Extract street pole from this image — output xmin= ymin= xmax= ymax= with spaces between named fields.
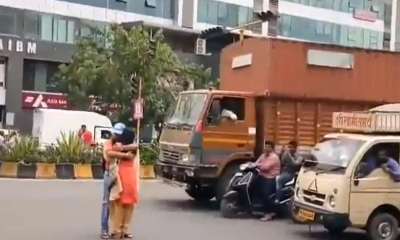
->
xmin=135 ymin=76 xmax=143 ymax=144
xmin=134 ymin=75 xmax=143 ymax=193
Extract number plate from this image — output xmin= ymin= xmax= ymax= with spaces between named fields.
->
xmin=298 ymin=209 xmax=315 ymax=221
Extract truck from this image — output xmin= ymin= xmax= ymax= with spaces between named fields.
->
xmin=154 ymin=37 xmax=400 ymax=203
xmin=32 ymin=109 xmax=112 ymax=146
xmin=293 ymin=104 xmax=400 ymax=240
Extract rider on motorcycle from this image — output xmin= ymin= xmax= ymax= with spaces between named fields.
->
xmin=275 ymin=140 xmax=303 ymax=203
xmin=255 ymin=140 xmax=281 ymax=221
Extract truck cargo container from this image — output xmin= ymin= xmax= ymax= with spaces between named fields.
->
xmin=220 ymin=38 xmax=400 ymax=103
xmin=155 ymin=38 xmax=388 ymax=203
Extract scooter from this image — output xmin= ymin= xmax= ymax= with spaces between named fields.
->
xmin=220 ymin=162 xmax=295 ymax=219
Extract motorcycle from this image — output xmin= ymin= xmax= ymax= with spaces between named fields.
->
xmin=220 ymin=162 xmax=295 ymax=218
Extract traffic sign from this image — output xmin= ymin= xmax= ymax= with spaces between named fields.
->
xmin=133 ymin=99 xmax=143 ymax=119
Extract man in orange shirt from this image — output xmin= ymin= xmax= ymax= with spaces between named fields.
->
xmin=79 ymin=124 xmax=93 ymax=146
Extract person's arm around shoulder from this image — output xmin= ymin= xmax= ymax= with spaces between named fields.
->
xmin=104 ymin=141 xmax=132 ymax=159
xmin=119 ymin=143 xmax=138 ymax=152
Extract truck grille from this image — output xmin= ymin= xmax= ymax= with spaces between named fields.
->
xmin=161 ymin=149 xmax=180 ymax=162
xmin=302 ymin=190 xmax=325 ymax=207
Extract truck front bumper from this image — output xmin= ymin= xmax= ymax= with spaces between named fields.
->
xmin=154 ymin=161 xmax=218 ymax=187
xmin=293 ymin=201 xmax=351 ymax=228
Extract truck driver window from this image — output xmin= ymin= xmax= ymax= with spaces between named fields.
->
xmin=220 ymin=97 xmax=244 ymax=120
xmin=356 ymin=142 xmax=400 ymax=179
xmin=207 ymin=97 xmax=245 ymax=126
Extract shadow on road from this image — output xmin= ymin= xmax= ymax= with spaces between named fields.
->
xmin=292 ymin=229 xmax=366 ymax=240
xmin=151 ymin=198 xmax=219 ymax=212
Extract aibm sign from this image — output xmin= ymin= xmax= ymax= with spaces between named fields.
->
xmin=0 ymin=38 xmax=36 ymax=54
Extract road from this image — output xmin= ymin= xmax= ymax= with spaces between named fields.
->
xmin=0 ymin=179 xmax=366 ymax=240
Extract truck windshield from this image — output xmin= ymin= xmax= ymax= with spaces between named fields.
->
xmin=310 ymin=137 xmax=365 ymax=170
xmin=165 ymin=93 xmax=207 ymax=127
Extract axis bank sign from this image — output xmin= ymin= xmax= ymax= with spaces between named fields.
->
xmin=21 ymin=91 xmax=121 ymax=109
xmin=22 ymin=91 xmax=67 ymax=109
xmin=0 ymin=39 xmax=36 ymax=54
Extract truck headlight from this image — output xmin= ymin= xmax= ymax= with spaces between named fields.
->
xmin=181 ymin=154 xmax=195 ymax=162
xmin=328 ymin=195 xmax=336 ymax=207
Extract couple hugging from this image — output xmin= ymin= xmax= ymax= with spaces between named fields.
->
xmin=101 ymin=123 xmax=139 ymax=239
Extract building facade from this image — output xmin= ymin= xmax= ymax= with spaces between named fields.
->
xmin=0 ymin=0 xmax=398 ymax=132
xmin=0 ymin=0 xmax=233 ymax=133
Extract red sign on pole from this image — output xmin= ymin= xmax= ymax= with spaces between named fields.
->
xmin=133 ymin=99 xmax=143 ymax=119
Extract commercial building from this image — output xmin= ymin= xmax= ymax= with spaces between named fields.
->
xmin=0 ymin=0 xmax=258 ymax=132
xmin=0 ymin=0 xmax=397 ymax=132
xmin=283 ymin=0 xmax=391 ymax=50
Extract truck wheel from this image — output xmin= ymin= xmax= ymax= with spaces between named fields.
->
xmin=185 ymin=186 xmax=215 ymax=201
xmin=366 ymin=212 xmax=399 ymax=240
xmin=216 ymin=164 xmax=240 ymax=203
xmin=323 ymin=224 xmax=347 ymax=235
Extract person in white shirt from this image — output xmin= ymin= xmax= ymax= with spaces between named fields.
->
xmin=221 ymin=109 xmax=237 ymax=120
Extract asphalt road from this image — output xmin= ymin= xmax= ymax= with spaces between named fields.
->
xmin=0 ymin=179 xmax=367 ymax=240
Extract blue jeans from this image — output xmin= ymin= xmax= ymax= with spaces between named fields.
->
xmin=101 ymin=172 xmax=112 ymax=232
xmin=275 ymin=172 xmax=292 ymax=201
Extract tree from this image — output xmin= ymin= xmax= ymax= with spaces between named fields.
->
xmin=56 ymin=24 xmax=213 ymax=123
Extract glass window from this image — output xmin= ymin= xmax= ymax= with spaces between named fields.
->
xmin=332 ymin=0 xmax=341 ymax=11
xmin=228 ymin=4 xmax=240 ymax=26
xmin=40 ymin=14 xmax=53 ymax=41
xmin=52 ymin=18 xmax=59 ymax=42
xmin=384 ymin=3 xmax=392 ymax=23
xmin=197 ymin=0 xmax=208 ymax=23
xmin=23 ymin=11 xmax=40 ymax=39
xmin=0 ymin=12 xmax=16 ymax=35
xmin=279 ymin=14 xmax=384 ymax=49
xmin=300 ymin=0 xmax=309 ymax=5
xmin=145 ymin=0 xmax=156 ymax=8
xmin=56 ymin=18 xmax=68 ymax=43
xmin=67 ymin=20 xmax=75 ymax=43
xmin=46 ymin=62 xmax=61 ymax=93
xmin=207 ymin=0 xmax=218 ymax=25
xmin=309 ymin=0 xmax=318 ymax=7
xmin=237 ymin=6 xmax=249 ymax=25
xmin=127 ymin=0 xmax=173 ymax=19
xmin=196 ymin=0 xmax=252 ymax=27
xmin=22 ymin=60 xmax=36 ymax=91
xmin=316 ymin=21 xmax=324 ymax=35
xmin=218 ymin=2 xmax=228 ymax=20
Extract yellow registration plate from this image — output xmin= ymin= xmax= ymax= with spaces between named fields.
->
xmin=298 ymin=209 xmax=315 ymax=221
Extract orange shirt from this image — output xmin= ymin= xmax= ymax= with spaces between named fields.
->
xmin=81 ymin=131 xmax=93 ymax=145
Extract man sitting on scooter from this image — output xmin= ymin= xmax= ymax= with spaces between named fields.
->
xmin=275 ymin=140 xmax=303 ymax=203
xmin=255 ymin=140 xmax=281 ymax=221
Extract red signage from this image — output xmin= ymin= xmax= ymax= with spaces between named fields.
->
xmin=353 ymin=10 xmax=378 ymax=22
xmin=133 ymin=99 xmax=143 ymax=119
xmin=22 ymin=91 xmax=67 ymax=109
xmin=22 ymin=91 xmax=121 ymax=110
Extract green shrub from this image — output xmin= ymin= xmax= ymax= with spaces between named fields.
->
xmin=50 ymin=131 xmax=100 ymax=164
xmin=140 ymin=142 xmax=158 ymax=165
xmin=1 ymin=136 xmax=41 ymax=163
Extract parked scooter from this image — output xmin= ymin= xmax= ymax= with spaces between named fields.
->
xmin=220 ymin=162 xmax=295 ymax=218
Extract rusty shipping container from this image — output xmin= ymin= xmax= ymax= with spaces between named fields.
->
xmin=261 ymin=96 xmax=379 ymax=150
xmin=220 ymin=38 xmax=400 ymax=103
